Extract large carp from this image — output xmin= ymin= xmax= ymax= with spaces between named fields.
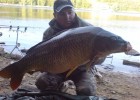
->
xmin=0 ymin=26 xmax=132 ymax=90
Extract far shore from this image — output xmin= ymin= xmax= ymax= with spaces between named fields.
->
xmin=1 ymin=3 xmax=140 ymax=15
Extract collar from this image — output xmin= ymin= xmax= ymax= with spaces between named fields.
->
xmin=49 ymin=15 xmax=79 ymax=31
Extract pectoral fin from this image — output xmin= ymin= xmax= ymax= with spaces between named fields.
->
xmin=85 ymin=57 xmax=99 ymax=71
xmin=85 ymin=61 xmax=93 ymax=71
xmin=66 ymin=66 xmax=78 ymax=78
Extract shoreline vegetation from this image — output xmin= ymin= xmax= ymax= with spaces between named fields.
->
xmin=0 ymin=0 xmax=140 ymax=13
xmin=1 ymin=3 xmax=140 ymax=16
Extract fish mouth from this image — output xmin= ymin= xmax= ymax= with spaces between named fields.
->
xmin=125 ymin=48 xmax=140 ymax=56
xmin=122 ymin=42 xmax=140 ymax=56
xmin=111 ymin=41 xmax=139 ymax=56
xmin=124 ymin=42 xmax=132 ymax=52
xmin=110 ymin=41 xmax=132 ymax=54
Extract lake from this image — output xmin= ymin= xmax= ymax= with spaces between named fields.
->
xmin=0 ymin=4 xmax=140 ymax=74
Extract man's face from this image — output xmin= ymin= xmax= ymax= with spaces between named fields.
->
xmin=54 ymin=7 xmax=76 ymax=29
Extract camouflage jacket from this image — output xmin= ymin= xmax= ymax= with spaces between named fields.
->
xmin=42 ymin=15 xmax=92 ymax=41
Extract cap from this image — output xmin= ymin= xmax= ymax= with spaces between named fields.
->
xmin=54 ymin=0 xmax=74 ymax=12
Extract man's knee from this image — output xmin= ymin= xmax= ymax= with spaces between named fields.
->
xmin=68 ymin=67 xmax=97 ymax=96
xmin=35 ymin=72 xmax=64 ymax=91
xmin=76 ymin=84 xmax=96 ymax=96
xmin=75 ymin=75 xmax=97 ymax=96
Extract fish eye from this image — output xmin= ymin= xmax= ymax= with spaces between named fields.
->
xmin=117 ymin=36 xmax=123 ymax=40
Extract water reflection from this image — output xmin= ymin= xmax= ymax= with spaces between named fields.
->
xmin=1 ymin=5 xmax=140 ymax=20
xmin=0 ymin=5 xmax=53 ymax=19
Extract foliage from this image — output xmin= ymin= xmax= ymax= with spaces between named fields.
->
xmin=0 ymin=0 xmax=92 ymax=8
xmin=97 ymin=0 xmax=140 ymax=12
xmin=0 ymin=0 xmax=140 ymax=12
xmin=72 ymin=0 xmax=92 ymax=8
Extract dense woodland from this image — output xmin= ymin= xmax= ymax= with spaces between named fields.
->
xmin=0 ymin=0 xmax=140 ymax=12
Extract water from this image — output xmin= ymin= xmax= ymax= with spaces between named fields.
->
xmin=0 ymin=18 xmax=49 ymax=51
xmin=0 ymin=5 xmax=140 ymax=75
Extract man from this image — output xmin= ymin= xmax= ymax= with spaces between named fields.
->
xmin=35 ymin=0 xmax=105 ymax=96
xmin=42 ymin=0 xmax=92 ymax=41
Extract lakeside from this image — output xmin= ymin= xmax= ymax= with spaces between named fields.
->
xmin=1 ymin=3 xmax=140 ymax=15
xmin=0 ymin=52 xmax=140 ymax=100
xmin=0 ymin=2 xmax=140 ymax=100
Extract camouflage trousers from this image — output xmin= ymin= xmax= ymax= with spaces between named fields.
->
xmin=35 ymin=65 xmax=97 ymax=96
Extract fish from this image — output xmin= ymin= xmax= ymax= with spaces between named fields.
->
xmin=0 ymin=26 xmax=132 ymax=90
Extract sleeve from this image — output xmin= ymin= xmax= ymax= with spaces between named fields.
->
xmin=42 ymin=27 xmax=55 ymax=41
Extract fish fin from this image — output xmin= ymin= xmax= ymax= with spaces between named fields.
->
xmin=66 ymin=66 xmax=78 ymax=78
xmin=85 ymin=61 xmax=93 ymax=71
xmin=85 ymin=57 xmax=99 ymax=71
xmin=0 ymin=65 xmax=13 ymax=78
xmin=0 ymin=63 xmax=24 ymax=90
xmin=10 ymin=74 xmax=24 ymax=90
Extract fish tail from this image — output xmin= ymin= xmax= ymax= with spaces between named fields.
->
xmin=0 ymin=64 xmax=13 ymax=78
xmin=0 ymin=63 xmax=24 ymax=90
